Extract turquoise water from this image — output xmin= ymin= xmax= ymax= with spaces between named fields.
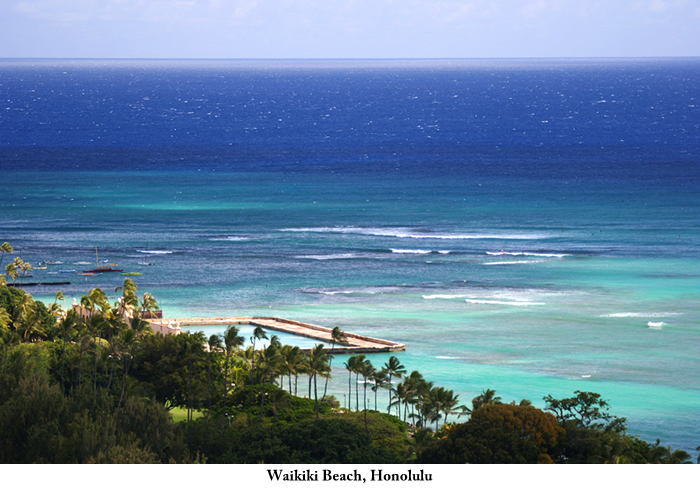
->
xmin=2 ymin=59 xmax=699 ymax=455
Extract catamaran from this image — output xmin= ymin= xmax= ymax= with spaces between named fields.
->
xmin=82 ymin=247 xmax=123 ymax=273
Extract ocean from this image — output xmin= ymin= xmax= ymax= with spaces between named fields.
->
xmin=1 ymin=58 xmax=699 ymax=455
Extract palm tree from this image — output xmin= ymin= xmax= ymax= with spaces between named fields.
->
xmin=207 ymin=334 xmax=222 ymax=411
xmin=0 ymin=306 xmax=11 ymax=334
xmin=383 ymin=356 xmax=406 ymax=414
xmin=0 ymin=242 xmax=13 ymax=269
xmin=322 ymin=326 xmax=347 ymax=400
xmin=306 ymin=344 xmax=331 ymax=419
xmin=404 ymin=370 xmax=427 ymax=425
xmin=371 ymin=369 xmax=388 ymax=411
xmin=256 ymin=342 xmax=282 ymax=415
xmin=48 ymin=291 xmax=65 ymax=318
xmin=348 ymin=354 xmax=366 ymax=411
xmin=15 ymin=294 xmax=46 ymax=341
xmin=390 ymin=382 xmax=409 ymax=421
xmin=281 ymin=345 xmax=304 ymax=394
xmin=86 ymin=313 xmax=108 ymax=389
xmin=57 ymin=309 xmax=79 ymax=389
xmin=117 ymin=328 xmax=136 ymax=408
xmin=114 ymin=277 xmax=138 ymax=319
xmin=358 ymin=359 xmax=376 ymax=431
xmin=343 ymin=357 xmax=356 ymax=410
xmin=5 ymin=263 xmax=18 ymax=285
xmin=222 ymin=325 xmax=244 ymax=419
xmin=18 ymin=260 xmax=32 ymax=286
xmin=656 ymin=445 xmax=693 ymax=464
xmin=138 ymin=292 xmax=160 ymax=320
xmin=0 ymin=330 xmax=20 ymax=375
xmin=471 ymin=388 xmax=502 ymax=411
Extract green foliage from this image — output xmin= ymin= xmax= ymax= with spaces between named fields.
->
xmin=418 ymin=403 xmax=563 ymax=464
xmin=218 ymin=418 xmax=401 ymax=464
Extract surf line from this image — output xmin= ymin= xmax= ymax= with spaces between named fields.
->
xmin=148 ymin=316 xmax=406 ymax=354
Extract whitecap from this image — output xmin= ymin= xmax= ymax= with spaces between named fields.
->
xmin=422 ymin=294 xmax=468 ymax=300
xmin=391 ymin=249 xmax=431 ymax=254
xmin=648 ymin=322 xmax=665 ymax=329
xmin=601 ymin=312 xmax=682 ymax=318
xmin=436 ymin=356 xmax=461 ymax=359
xmin=208 ymin=236 xmax=250 ymax=242
xmin=465 ymin=299 xmax=545 ymax=306
xmin=137 ymin=249 xmax=173 ymax=254
xmin=297 ymin=254 xmax=359 ymax=260
xmin=281 ymin=226 xmax=552 ymax=240
xmin=483 ymin=260 xmax=548 ymax=265
xmin=487 ymin=251 xmax=568 ymax=258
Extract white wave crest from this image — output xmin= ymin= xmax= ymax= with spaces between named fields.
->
xmin=601 ymin=312 xmax=682 ymax=318
xmin=137 ymin=249 xmax=173 ymax=254
xmin=648 ymin=322 xmax=665 ymax=329
xmin=465 ymin=299 xmax=545 ymax=306
xmin=422 ymin=294 xmax=469 ymax=300
xmin=391 ymin=249 xmax=431 ymax=254
xmin=436 ymin=356 xmax=461 ymax=359
xmin=281 ymin=226 xmax=552 ymax=240
xmin=208 ymin=236 xmax=250 ymax=242
xmin=297 ymin=254 xmax=359 ymax=260
xmin=486 ymin=251 xmax=568 ymax=257
xmin=484 ymin=260 xmax=548 ymax=265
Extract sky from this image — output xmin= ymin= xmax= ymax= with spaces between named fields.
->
xmin=1 ymin=0 xmax=699 ymax=59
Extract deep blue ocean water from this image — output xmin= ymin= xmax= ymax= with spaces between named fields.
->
xmin=1 ymin=58 xmax=699 ymax=455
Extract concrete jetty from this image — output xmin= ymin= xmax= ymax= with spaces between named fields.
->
xmin=148 ymin=316 xmax=406 ymax=354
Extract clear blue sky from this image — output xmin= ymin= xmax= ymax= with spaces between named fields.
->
xmin=1 ymin=0 xmax=699 ymax=59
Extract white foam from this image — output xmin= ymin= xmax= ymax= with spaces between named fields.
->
xmin=137 ymin=250 xmax=173 ymax=254
xmin=436 ymin=356 xmax=461 ymax=359
xmin=422 ymin=294 xmax=469 ymax=300
xmin=601 ymin=312 xmax=682 ymax=318
xmin=297 ymin=254 xmax=359 ymax=260
xmin=648 ymin=322 xmax=665 ymax=329
xmin=487 ymin=251 xmax=568 ymax=257
xmin=391 ymin=249 xmax=431 ymax=254
xmin=282 ymin=226 xmax=552 ymax=240
xmin=484 ymin=260 xmax=548 ymax=265
xmin=465 ymin=299 xmax=545 ymax=306
xmin=208 ymin=236 xmax=250 ymax=242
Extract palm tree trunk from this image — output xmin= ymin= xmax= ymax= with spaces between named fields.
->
xmin=387 ymin=375 xmax=392 ymax=413
xmin=223 ymin=354 xmax=229 ymax=415
xmin=314 ymin=372 xmax=319 ymax=419
xmin=118 ymin=357 xmax=131 ymax=409
xmin=207 ymin=357 xmax=212 ymax=411
xmin=322 ymin=341 xmax=334 ymax=400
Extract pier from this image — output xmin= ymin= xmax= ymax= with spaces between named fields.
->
xmin=148 ymin=316 xmax=406 ymax=354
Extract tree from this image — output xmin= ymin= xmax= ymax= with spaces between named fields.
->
xmin=249 ymin=325 xmax=268 ymax=378
xmin=543 ymin=391 xmax=626 ymax=431
xmin=0 ymin=242 xmax=13 ymax=269
xmin=5 ymin=263 xmax=18 ymax=285
xmin=322 ymin=326 xmax=347 ymax=400
xmin=418 ymin=404 xmax=564 ymax=464
xmin=371 ymin=369 xmax=388 ymax=411
xmin=206 ymin=334 xmax=222 ymax=411
xmin=347 ymin=354 xmax=366 ymax=411
xmin=306 ymin=344 xmax=330 ymax=419
xmin=358 ymin=359 xmax=376 ymax=431
xmin=382 ymin=356 xmax=406 ymax=414
xmin=222 ymin=325 xmax=244 ymax=419
xmin=471 ymin=388 xmax=502 ymax=412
